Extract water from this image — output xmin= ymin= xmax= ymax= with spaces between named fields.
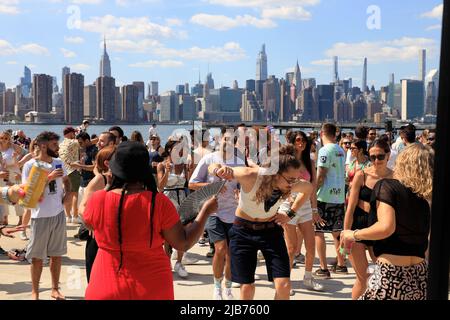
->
xmin=0 ymin=124 xmax=194 ymax=143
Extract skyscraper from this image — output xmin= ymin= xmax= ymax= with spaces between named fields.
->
xmin=175 ymin=85 xmax=185 ymax=95
xmin=20 ymin=66 xmax=32 ymax=98
xmin=333 ymin=56 xmax=339 ymax=82
xmin=0 ymin=82 xmax=5 ymax=94
xmin=419 ymin=49 xmax=426 ymax=84
xmin=179 ymin=94 xmax=196 ymax=121
xmin=148 ymin=81 xmax=159 ymax=97
xmin=122 ymin=85 xmax=139 ymax=123
xmin=317 ymin=84 xmax=334 ymax=120
xmin=362 ymin=58 xmax=368 ymax=92
xmin=245 ymin=79 xmax=256 ymax=92
xmin=263 ymin=76 xmax=280 ymax=121
xmin=256 ymin=44 xmax=268 ymax=81
xmin=401 ymin=79 xmax=425 ymax=121
xmin=64 ymin=73 xmax=84 ymax=124
xmin=61 ymin=66 xmax=70 ymax=94
xmin=132 ymin=81 xmax=145 ymax=121
xmin=99 ymin=37 xmax=112 ymax=77
xmin=388 ymin=73 xmax=395 ymax=108
xmin=425 ymin=81 xmax=437 ymax=115
xmin=96 ymin=76 xmax=116 ymax=122
xmin=293 ymin=60 xmax=302 ymax=96
xmin=84 ymin=85 xmax=96 ymax=118
xmin=32 ymin=74 xmax=53 ymax=113
xmin=206 ymin=73 xmax=215 ymax=90
xmin=2 ymin=89 xmax=15 ymax=114
xmin=160 ymin=91 xmax=178 ymax=122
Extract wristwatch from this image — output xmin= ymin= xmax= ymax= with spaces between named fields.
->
xmin=286 ymin=208 xmax=296 ymax=219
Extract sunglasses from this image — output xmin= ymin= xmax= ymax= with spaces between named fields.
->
xmin=427 ymin=137 xmax=435 ymax=141
xmin=295 ymin=137 xmax=307 ymax=143
xmin=279 ymin=174 xmax=300 ymax=186
xmin=369 ymin=154 xmax=386 ymax=161
xmin=343 ymin=142 xmax=351 ymax=146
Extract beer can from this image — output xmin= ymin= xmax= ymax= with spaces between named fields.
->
xmin=19 ymin=161 xmax=53 ymax=209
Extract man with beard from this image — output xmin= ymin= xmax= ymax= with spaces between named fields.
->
xmin=22 ymin=131 xmax=70 ymax=300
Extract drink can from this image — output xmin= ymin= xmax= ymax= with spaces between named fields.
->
xmin=19 ymin=161 xmax=53 ymax=209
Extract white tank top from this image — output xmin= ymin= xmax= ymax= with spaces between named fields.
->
xmin=238 ymin=168 xmax=285 ymax=219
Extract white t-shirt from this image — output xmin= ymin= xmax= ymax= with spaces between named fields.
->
xmin=22 ymin=158 xmax=67 ymax=219
xmin=189 ymin=151 xmax=244 ymax=224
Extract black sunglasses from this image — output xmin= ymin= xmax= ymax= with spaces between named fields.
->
xmin=343 ymin=142 xmax=351 ymax=145
xmin=370 ymin=154 xmax=386 ymax=161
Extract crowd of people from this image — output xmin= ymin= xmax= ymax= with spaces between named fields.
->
xmin=0 ymin=121 xmax=435 ymax=300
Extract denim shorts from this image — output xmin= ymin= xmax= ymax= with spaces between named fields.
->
xmin=205 ymin=215 xmax=233 ymax=244
xmin=229 ymin=217 xmax=290 ymax=284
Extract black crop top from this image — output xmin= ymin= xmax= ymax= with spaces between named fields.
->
xmin=370 ymin=179 xmax=430 ymax=258
xmin=359 ymin=171 xmax=373 ymax=203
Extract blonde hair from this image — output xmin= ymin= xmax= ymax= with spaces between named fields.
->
xmin=393 ymin=143 xmax=434 ymax=201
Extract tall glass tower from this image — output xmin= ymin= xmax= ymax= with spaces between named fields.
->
xmin=256 ymin=44 xmax=268 ymax=81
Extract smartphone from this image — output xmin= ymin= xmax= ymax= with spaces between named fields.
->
xmin=55 ymin=164 xmax=62 ymax=170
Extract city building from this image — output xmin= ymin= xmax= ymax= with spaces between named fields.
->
xmin=0 ymin=82 xmax=5 ymax=94
xmin=401 ymin=79 xmax=425 ymax=121
xmin=32 ymin=74 xmax=53 ymax=113
xmin=160 ymin=91 xmax=178 ymax=122
xmin=133 ymin=81 xmax=145 ymax=121
xmin=299 ymin=86 xmax=319 ymax=121
xmin=175 ymin=85 xmax=185 ymax=95
xmin=333 ymin=56 xmax=339 ymax=82
xmin=148 ymin=81 xmax=159 ymax=97
xmin=20 ymin=66 xmax=32 ymax=98
xmin=350 ymin=95 xmax=367 ymax=121
xmin=302 ymin=78 xmax=316 ymax=90
xmin=388 ymin=73 xmax=395 ymax=108
xmin=122 ymin=84 xmax=139 ymax=123
xmin=179 ymin=94 xmax=196 ymax=121
xmin=256 ymin=44 xmax=268 ymax=81
xmin=246 ymin=80 xmax=256 ymax=93
xmin=317 ymin=84 xmax=334 ymax=121
xmin=293 ymin=60 xmax=302 ymax=96
xmin=99 ymin=37 xmax=112 ymax=77
xmin=425 ymin=81 xmax=438 ymax=116
xmin=206 ymin=73 xmax=215 ymax=90
xmin=419 ymin=49 xmax=426 ymax=84
xmin=64 ymin=73 xmax=84 ymax=124
xmin=2 ymin=89 xmax=15 ymax=114
xmin=241 ymin=90 xmax=262 ymax=122
xmin=362 ymin=58 xmax=368 ymax=92
xmin=263 ymin=76 xmax=280 ymax=121
xmin=84 ymin=85 xmax=96 ymax=118
xmin=61 ymin=66 xmax=70 ymax=95
xmin=334 ymin=95 xmax=351 ymax=122
xmin=96 ymin=76 xmax=116 ymax=122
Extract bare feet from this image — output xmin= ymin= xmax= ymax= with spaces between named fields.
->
xmin=31 ymin=292 xmax=39 ymax=300
xmin=51 ymin=288 xmax=65 ymax=300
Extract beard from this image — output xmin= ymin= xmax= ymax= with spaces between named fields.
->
xmin=47 ymin=148 xmax=59 ymax=158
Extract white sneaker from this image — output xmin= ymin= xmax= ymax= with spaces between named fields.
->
xmin=174 ymin=262 xmax=188 ymax=278
xmin=304 ymin=277 xmax=324 ymax=291
xmin=171 ymin=249 xmax=178 ymax=260
xmin=223 ymin=288 xmax=234 ymax=300
xmin=290 ymin=289 xmax=295 ymax=296
xmin=231 ymin=282 xmax=241 ymax=288
xmin=20 ymin=231 xmax=28 ymax=241
xmin=182 ymin=253 xmax=199 ymax=265
xmin=213 ymin=288 xmax=223 ymax=300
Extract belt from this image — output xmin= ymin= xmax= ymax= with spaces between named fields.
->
xmin=233 ymin=219 xmax=277 ymax=231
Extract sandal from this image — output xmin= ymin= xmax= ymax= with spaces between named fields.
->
xmin=51 ymin=287 xmax=66 ymax=300
xmin=8 ymin=249 xmax=26 ymax=261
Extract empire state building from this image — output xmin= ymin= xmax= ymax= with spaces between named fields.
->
xmin=99 ymin=37 xmax=111 ymax=77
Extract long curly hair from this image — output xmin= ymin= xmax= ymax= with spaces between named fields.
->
xmin=393 ymin=143 xmax=434 ymax=201
xmin=254 ymin=144 xmax=300 ymax=204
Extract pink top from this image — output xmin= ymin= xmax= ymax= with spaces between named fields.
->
xmin=298 ymin=169 xmax=311 ymax=182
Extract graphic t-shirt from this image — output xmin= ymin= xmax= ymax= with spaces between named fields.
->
xmin=317 ymin=143 xmax=346 ymax=204
xmin=22 ymin=158 xmax=67 ymax=219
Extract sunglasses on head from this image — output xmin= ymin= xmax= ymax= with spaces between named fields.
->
xmin=370 ymin=154 xmax=386 ymax=161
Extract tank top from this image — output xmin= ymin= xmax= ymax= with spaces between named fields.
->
xmin=163 ymin=165 xmax=187 ymax=208
xmin=238 ymin=168 xmax=286 ymax=219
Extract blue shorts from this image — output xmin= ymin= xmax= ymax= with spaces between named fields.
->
xmin=229 ymin=217 xmax=290 ymax=284
xmin=205 ymin=215 xmax=233 ymax=244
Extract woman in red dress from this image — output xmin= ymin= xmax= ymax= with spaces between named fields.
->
xmin=82 ymin=141 xmax=217 ymax=300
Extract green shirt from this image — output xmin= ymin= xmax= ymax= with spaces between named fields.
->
xmin=317 ymin=143 xmax=346 ymax=204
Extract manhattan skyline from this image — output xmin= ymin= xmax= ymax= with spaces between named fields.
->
xmin=0 ymin=0 xmax=444 ymax=92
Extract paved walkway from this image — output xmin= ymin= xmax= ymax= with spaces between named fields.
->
xmin=0 ymin=216 xmax=356 ymax=300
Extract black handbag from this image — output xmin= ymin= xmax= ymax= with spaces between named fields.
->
xmin=76 ymin=223 xmax=90 ymax=241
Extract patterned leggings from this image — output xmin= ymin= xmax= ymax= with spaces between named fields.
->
xmin=360 ymin=260 xmax=428 ymax=300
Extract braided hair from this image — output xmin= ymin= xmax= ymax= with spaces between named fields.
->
xmin=107 ymin=173 xmax=158 ymax=273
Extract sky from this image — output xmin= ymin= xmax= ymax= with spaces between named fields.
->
xmin=0 ymin=0 xmax=444 ymax=93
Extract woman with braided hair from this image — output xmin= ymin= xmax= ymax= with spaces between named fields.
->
xmin=82 ymin=141 xmax=217 ymax=300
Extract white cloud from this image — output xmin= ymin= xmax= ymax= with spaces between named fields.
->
xmin=205 ymin=0 xmax=320 ymax=9
xmin=0 ymin=40 xmax=50 ymax=56
xmin=151 ymin=42 xmax=247 ymax=62
xmin=115 ymin=0 xmax=160 ymax=6
xmin=0 ymin=0 xmax=20 ymax=15
xmin=70 ymin=63 xmax=91 ymax=71
xmin=80 ymin=15 xmax=179 ymax=40
xmin=190 ymin=14 xmax=276 ymax=31
xmin=61 ymin=48 xmax=77 ymax=58
xmin=166 ymin=18 xmax=183 ymax=27
xmin=6 ymin=61 xmax=17 ymax=65
xmin=421 ymin=4 xmax=443 ymax=19
xmin=64 ymin=36 xmax=85 ymax=44
xmin=311 ymin=37 xmax=438 ymax=67
xmin=426 ymin=24 xmax=442 ymax=31
xmin=71 ymin=0 xmax=103 ymax=4
xmin=103 ymin=39 xmax=162 ymax=53
xmin=129 ymin=60 xmax=184 ymax=68
xmin=262 ymin=6 xmax=312 ymax=20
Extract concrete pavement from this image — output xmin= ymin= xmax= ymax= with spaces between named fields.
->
xmin=0 ymin=216 xmax=356 ymax=300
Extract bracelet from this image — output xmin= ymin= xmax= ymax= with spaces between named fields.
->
xmin=286 ymin=208 xmax=297 ymax=219
xmin=1 ymin=187 xmax=15 ymax=205
xmin=353 ymin=229 xmax=361 ymax=242
xmin=312 ymin=208 xmax=318 ymax=214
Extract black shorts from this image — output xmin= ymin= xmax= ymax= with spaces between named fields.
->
xmin=205 ymin=216 xmax=233 ymax=244
xmin=315 ymin=201 xmax=345 ymax=233
xmin=351 ymin=206 xmax=376 ymax=247
xmin=229 ymin=217 xmax=290 ymax=284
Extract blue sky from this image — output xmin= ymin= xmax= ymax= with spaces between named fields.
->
xmin=0 ymin=0 xmax=444 ymax=93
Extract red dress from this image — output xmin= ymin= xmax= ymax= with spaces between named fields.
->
xmin=83 ymin=190 xmax=180 ymax=300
